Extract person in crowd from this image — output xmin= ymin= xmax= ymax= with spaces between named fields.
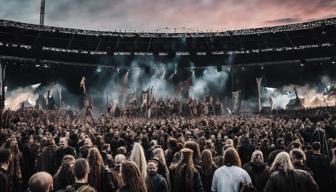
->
xmin=331 ymin=148 xmax=336 ymax=185
xmin=184 ymin=140 xmax=202 ymax=166
xmin=78 ymin=138 xmax=93 ymax=158
xmin=100 ymin=144 xmax=113 ymax=168
xmin=67 ymin=158 xmax=91 ymax=191
xmin=110 ymin=131 xmax=126 ymax=155
xmin=165 ymin=137 xmax=178 ymax=167
xmin=289 ymin=148 xmax=312 ymax=173
xmin=35 ymin=137 xmax=58 ymax=176
xmin=237 ymin=135 xmax=255 ymax=166
xmin=211 ymin=147 xmax=251 ymax=192
xmin=264 ymin=152 xmax=319 ymax=192
xmin=199 ymin=149 xmax=217 ymax=192
xmin=55 ymin=137 xmax=77 ymax=169
xmin=306 ymin=142 xmax=335 ymax=192
xmin=1 ymin=138 xmax=23 ymax=192
xmin=87 ymin=147 xmax=114 ymax=192
xmin=119 ymin=161 xmax=147 ymax=192
xmin=0 ymin=149 xmax=13 ymax=192
xmin=27 ymin=171 xmax=53 ymax=192
xmin=146 ymin=160 xmax=169 ymax=192
xmin=53 ymin=155 xmax=76 ymax=191
xmin=267 ymin=138 xmax=286 ymax=166
xmin=243 ymin=150 xmax=270 ymax=192
xmin=110 ymin=154 xmax=126 ymax=192
xmin=130 ymin=143 xmax=148 ymax=179
xmin=152 ymin=147 xmax=170 ymax=190
xmin=170 ymin=148 xmax=204 ymax=192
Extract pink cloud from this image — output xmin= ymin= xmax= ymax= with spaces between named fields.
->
xmin=1 ymin=0 xmax=335 ymax=31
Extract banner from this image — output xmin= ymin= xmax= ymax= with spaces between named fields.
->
xmin=0 ymin=63 xmax=2 ymax=97
xmin=80 ymin=76 xmax=86 ymax=95
xmin=232 ymin=90 xmax=241 ymax=113
xmin=142 ymin=89 xmax=150 ymax=106
xmin=269 ymin=94 xmax=274 ymax=111
xmin=256 ymin=77 xmax=262 ymax=112
xmin=176 ymin=77 xmax=192 ymax=95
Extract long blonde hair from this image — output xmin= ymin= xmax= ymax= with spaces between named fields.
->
xmin=153 ymin=148 xmax=167 ymax=165
xmin=130 ymin=142 xmax=147 ymax=179
xmin=270 ymin=152 xmax=294 ymax=174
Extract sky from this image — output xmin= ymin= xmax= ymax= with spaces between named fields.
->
xmin=0 ymin=0 xmax=336 ymax=32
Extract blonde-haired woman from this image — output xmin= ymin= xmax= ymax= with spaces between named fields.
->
xmin=130 ymin=143 xmax=147 ymax=179
xmin=264 ymin=152 xmax=319 ymax=192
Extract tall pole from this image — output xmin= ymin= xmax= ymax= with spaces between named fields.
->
xmin=0 ymin=62 xmax=6 ymax=111
xmin=40 ymin=0 xmax=46 ymax=25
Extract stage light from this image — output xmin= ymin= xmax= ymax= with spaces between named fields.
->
xmin=96 ymin=66 xmax=102 ymax=73
xmin=300 ymin=59 xmax=306 ymax=67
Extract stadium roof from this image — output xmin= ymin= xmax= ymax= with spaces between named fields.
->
xmin=0 ymin=18 xmax=335 ymax=67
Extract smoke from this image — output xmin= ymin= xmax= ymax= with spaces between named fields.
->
xmin=189 ymin=66 xmax=229 ymax=99
xmin=5 ymin=82 xmax=82 ymax=111
xmin=262 ymin=76 xmax=336 ymax=109
xmin=86 ymin=55 xmax=231 ymax=114
xmin=5 ymin=83 xmax=41 ymax=110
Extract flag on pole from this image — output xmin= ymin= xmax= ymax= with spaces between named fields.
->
xmin=269 ymin=94 xmax=274 ymax=111
xmin=80 ymin=76 xmax=86 ymax=94
xmin=256 ymin=77 xmax=262 ymax=112
xmin=232 ymin=90 xmax=241 ymax=113
xmin=176 ymin=77 xmax=192 ymax=95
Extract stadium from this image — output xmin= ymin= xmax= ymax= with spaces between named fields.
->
xmin=0 ymin=1 xmax=335 ymax=192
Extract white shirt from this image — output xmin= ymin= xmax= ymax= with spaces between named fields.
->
xmin=211 ymin=165 xmax=252 ymax=192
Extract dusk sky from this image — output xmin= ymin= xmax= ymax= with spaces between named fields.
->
xmin=0 ymin=0 xmax=335 ymax=32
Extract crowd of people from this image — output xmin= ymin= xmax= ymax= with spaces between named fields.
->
xmin=0 ymin=106 xmax=336 ymax=192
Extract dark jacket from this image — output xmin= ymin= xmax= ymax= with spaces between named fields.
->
xmin=199 ymin=164 xmax=216 ymax=192
xmin=89 ymin=166 xmax=115 ymax=192
xmin=0 ymin=168 xmax=12 ymax=192
xmin=35 ymin=144 xmax=58 ymax=175
xmin=243 ymin=162 xmax=270 ymax=192
xmin=306 ymin=153 xmax=335 ymax=192
xmin=53 ymin=170 xmax=75 ymax=191
xmin=147 ymin=173 xmax=168 ymax=192
xmin=170 ymin=164 xmax=204 ymax=192
xmin=55 ymin=146 xmax=77 ymax=168
xmin=264 ymin=169 xmax=319 ymax=192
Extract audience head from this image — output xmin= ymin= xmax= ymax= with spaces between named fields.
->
xmin=223 ymin=147 xmax=241 ymax=167
xmin=84 ymin=138 xmax=93 ymax=148
xmin=121 ymin=161 xmax=147 ymax=192
xmin=59 ymin=137 xmax=68 ymax=149
xmin=147 ymin=160 xmax=159 ymax=176
xmin=290 ymin=148 xmax=306 ymax=163
xmin=114 ymin=154 xmax=126 ymax=168
xmin=0 ymin=149 xmax=12 ymax=165
xmin=251 ymin=150 xmax=264 ymax=163
xmin=184 ymin=140 xmax=201 ymax=160
xmin=270 ymin=152 xmax=294 ymax=174
xmin=28 ymin=172 xmax=53 ymax=192
xmin=73 ymin=158 xmax=90 ymax=181
xmin=312 ymin=142 xmax=321 ymax=152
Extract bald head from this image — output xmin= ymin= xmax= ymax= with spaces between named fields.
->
xmin=28 ymin=172 xmax=53 ymax=192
